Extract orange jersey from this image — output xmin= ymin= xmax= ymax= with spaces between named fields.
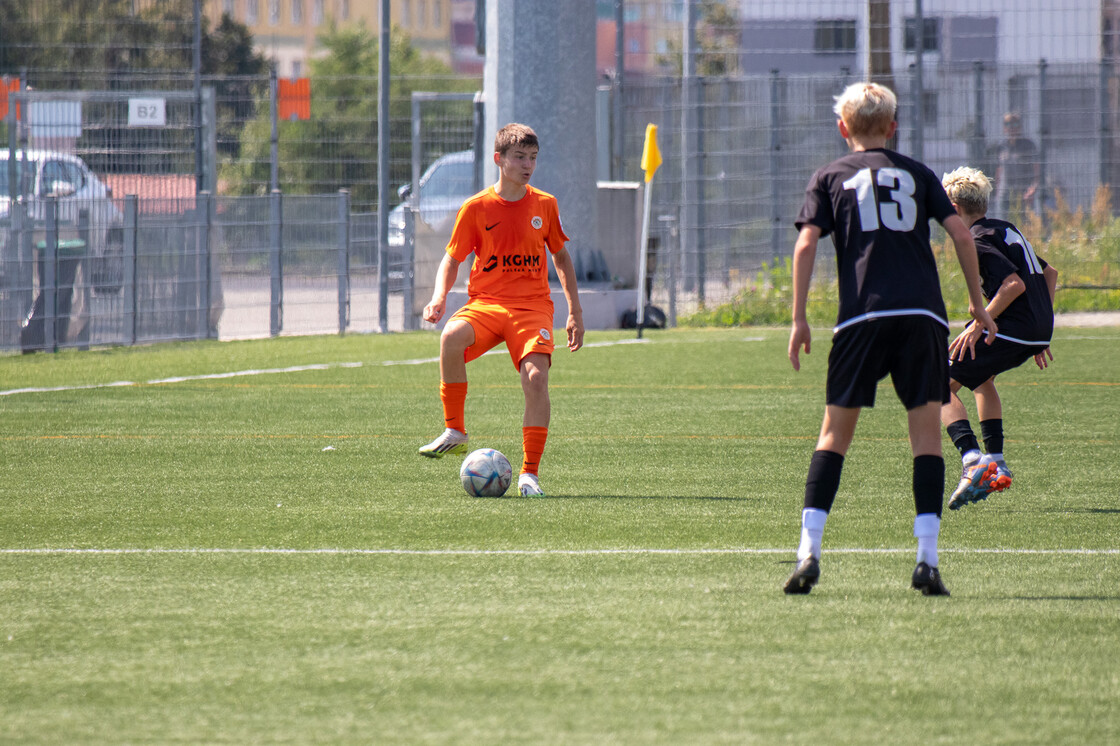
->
xmin=445 ymin=185 xmax=569 ymax=306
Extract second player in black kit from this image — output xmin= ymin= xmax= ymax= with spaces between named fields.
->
xmin=939 ymin=166 xmax=1058 ymax=510
xmin=783 ymin=82 xmax=996 ymax=597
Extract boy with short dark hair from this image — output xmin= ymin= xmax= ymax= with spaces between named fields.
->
xmin=940 ymin=166 xmax=1058 ymax=510
xmin=418 ymin=123 xmax=584 ymax=498
xmin=783 ymin=82 xmax=997 ymax=596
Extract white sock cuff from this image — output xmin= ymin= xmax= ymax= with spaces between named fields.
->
xmin=802 ymin=507 xmax=828 ymax=533
xmin=914 ymin=513 xmax=940 ymax=539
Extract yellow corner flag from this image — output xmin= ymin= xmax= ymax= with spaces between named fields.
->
xmin=640 ymin=123 xmax=662 ymax=183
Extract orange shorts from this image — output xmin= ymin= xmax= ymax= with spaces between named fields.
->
xmin=450 ymin=299 xmax=555 ymax=370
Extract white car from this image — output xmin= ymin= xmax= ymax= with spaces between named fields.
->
xmin=0 ymin=148 xmax=124 ymax=259
xmin=387 ymin=150 xmax=477 ymax=248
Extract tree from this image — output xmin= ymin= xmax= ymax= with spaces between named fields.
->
xmin=0 ymin=3 xmax=267 ymax=163
xmin=222 ymin=23 xmax=479 ymax=209
xmin=202 ymin=13 xmax=270 ymax=159
xmin=658 ymin=1 xmax=742 ymax=77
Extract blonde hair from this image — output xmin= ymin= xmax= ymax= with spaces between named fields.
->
xmin=833 ymin=82 xmax=897 ymax=138
xmin=941 ymin=166 xmax=993 ymax=216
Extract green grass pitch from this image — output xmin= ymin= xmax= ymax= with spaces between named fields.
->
xmin=1 ymin=326 xmax=1118 ymax=744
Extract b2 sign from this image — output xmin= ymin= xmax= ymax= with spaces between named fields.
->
xmin=128 ymin=98 xmax=167 ymax=127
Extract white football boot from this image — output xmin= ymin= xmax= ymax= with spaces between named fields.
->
xmin=418 ymin=428 xmax=468 ymax=458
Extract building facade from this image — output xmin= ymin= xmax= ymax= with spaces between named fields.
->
xmin=209 ymin=0 xmax=456 ymax=77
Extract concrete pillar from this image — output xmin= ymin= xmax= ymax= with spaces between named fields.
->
xmin=483 ymin=0 xmax=598 ymax=261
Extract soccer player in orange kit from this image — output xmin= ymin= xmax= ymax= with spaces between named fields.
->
xmin=418 ymin=123 xmax=584 ymax=497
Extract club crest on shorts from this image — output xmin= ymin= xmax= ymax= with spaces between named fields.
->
xmin=531 ymin=216 xmax=543 ymax=230
xmin=539 ymin=328 xmax=551 ymax=341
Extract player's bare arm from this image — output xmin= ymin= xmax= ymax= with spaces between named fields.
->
xmin=1035 ymin=263 xmax=1059 ymax=369
xmin=551 ymin=247 xmax=584 ymax=352
xmin=943 ymin=214 xmax=997 ymax=353
xmin=1044 ymin=264 xmax=1059 ymax=305
xmin=788 ymin=224 xmax=820 ymax=371
xmin=949 ymin=272 xmax=1025 ymax=362
xmin=422 ymin=254 xmax=462 ymax=324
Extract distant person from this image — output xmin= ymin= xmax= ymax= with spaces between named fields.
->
xmin=995 ymin=112 xmax=1041 ymax=217
xmin=783 ymin=82 xmax=996 ymax=597
xmin=418 ymin=123 xmax=584 ymax=497
xmin=940 ymin=166 xmax=1058 ymax=510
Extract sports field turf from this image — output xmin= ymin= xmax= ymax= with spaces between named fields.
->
xmin=1 ymin=326 xmax=1118 ymax=744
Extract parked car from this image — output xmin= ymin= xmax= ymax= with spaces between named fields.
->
xmin=387 ymin=149 xmax=478 ymax=248
xmin=0 ymin=148 xmax=124 ymax=262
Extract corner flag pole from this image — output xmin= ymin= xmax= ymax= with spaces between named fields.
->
xmin=637 ymin=123 xmax=661 ymax=339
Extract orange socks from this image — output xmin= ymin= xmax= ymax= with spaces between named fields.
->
xmin=440 ymin=381 xmax=467 ymax=433
xmin=521 ymin=426 xmax=548 ymax=475
xmin=441 ymin=381 xmax=547 ymax=475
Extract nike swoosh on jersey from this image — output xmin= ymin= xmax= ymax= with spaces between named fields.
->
xmin=485 ymin=222 xmax=501 ymax=231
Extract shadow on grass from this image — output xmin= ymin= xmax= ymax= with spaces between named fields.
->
xmin=998 ymin=507 xmax=1120 ymax=515
xmin=477 ymin=494 xmax=754 ymax=502
xmin=998 ymin=595 xmax=1120 ymax=601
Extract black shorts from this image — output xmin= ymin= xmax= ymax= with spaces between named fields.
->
xmin=826 ymin=316 xmax=950 ymax=409
xmin=949 ymin=334 xmax=1046 ymax=390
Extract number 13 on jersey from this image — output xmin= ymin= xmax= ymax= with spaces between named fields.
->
xmin=843 ymin=167 xmax=918 ymax=232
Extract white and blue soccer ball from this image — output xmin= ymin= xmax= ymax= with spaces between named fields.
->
xmin=459 ymin=448 xmax=513 ymax=497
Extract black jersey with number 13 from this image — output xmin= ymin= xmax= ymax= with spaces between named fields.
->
xmin=796 ymin=148 xmax=957 ymax=333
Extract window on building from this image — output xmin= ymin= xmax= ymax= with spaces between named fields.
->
xmin=222 ymin=0 xmax=235 ymax=15
xmin=401 ymin=0 xmax=410 ymax=27
xmin=312 ymin=0 xmax=323 ymax=25
xmin=813 ymin=19 xmax=857 ymax=53
xmin=246 ymin=0 xmax=258 ymax=24
xmin=904 ymin=17 xmax=941 ymax=53
xmin=269 ymin=0 xmax=280 ymax=26
xmin=340 ymin=0 xmax=349 ymax=21
xmin=291 ymin=0 xmax=302 ymax=23
xmin=432 ymin=0 xmax=441 ymax=26
xmin=417 ymin=0 xmax=426 ymax=28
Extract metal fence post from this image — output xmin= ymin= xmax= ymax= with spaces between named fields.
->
xmin=205 ymin=190 xmax=217 ymax=339
xmin=199 ymin=191 xmax=211 ymax=339
xmin=769 ymin=70 xmax=782 ymax=263
xmin=338 ymin=189 xmax=350 ymax=335
xmin=124 ymin=195 xmax=138 ymax=345
xmin=680 ymin=0 xmax=698 ymax=297
xmin=43 ymin=197 xmax=57 ymax=353
xmin=970 ymin=61 xmax=986 ymax=169
xmin=912 ymin=0 xmax=925 ymax=162
xmin=1039 ymin=58 xmax=1049 ymax=209
xmin=910 ymin=64 xmax=924 ymax=161
xmin=1101 ymin=57 xmax=1113 ymax=193
xmin=270 ymin=189 xmax=283 ymax=337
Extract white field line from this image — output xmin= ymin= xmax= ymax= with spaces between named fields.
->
xmin=1 ymin=547 xmax=1116 ymax=556
xmin=0 ymin=339 xmax=662 ymax=398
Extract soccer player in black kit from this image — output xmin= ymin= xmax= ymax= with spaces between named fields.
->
xmin=783 ymin=82 xmax=997 ymax=597
xmin=939 ymin=166 xmax=1058 ymax=510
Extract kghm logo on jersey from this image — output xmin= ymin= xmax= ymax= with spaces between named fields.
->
xmin=531 ymin=216 xmax=543 ymax=230
xmin=501 ymin=254 xmax=541 ymax=269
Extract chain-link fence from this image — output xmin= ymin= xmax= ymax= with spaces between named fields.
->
xmin=0 ymin=190 xmax=396 ymax=351
xmin=620 ymin=59 xmax=1120 ymax=315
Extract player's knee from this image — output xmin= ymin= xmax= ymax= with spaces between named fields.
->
xmin=440 ymin=323 xmax=473 ymax=356
xmin=520 ymin=361 xmax=548 ymax=393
